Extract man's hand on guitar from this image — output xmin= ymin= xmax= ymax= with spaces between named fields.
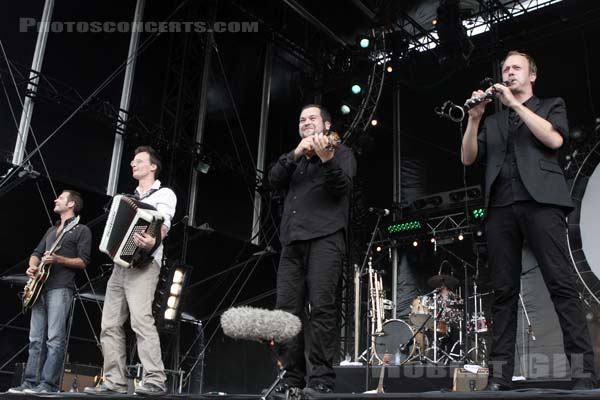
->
xmin=26 ymin=265 xmax=38 ymax=278
xmin=133 ymin=232 xmax=156 ymax=250
xmin=41 ymin=251 xmax=62 ymax=265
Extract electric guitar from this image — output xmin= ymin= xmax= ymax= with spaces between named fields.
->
xmin=22 ymin=215 xmax=80 ymax=311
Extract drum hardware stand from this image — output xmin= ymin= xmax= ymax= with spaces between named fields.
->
xmin=446 ymin=285 xmax=467 ymax=364
xmin=471 ymin=278 xmax=482 ymax=364
xmin=429 ymin=291 xmax=459 ymax=365
xmin=403 ymin=288 xmax=438 ymax=364
xmin=403 ymin=291 xmax=456 ymax=365
xmin=437 ymin=246 xmax=478 ymax=362
xmin=355 ymin=213 xmax=386 ymax=391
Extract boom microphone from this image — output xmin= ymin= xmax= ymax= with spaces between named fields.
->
xmin=220 ymin=306 xmax=302 ymax=343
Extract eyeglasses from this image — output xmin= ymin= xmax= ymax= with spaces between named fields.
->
xmin=130 ymin=159 xmax=149 ymax=167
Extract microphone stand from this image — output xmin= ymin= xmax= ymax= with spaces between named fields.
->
xmin=519 ymin=293 xmax=535 ymax=375
xmin=359 ymin=214 xmax=384 ymax=392
xmin=261 ymin=369 xmax=286 ymax=400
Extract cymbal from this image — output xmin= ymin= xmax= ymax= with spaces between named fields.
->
xmin=427 ymin=274 xmax=459 ymax=289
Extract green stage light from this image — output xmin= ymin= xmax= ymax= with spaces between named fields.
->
xmin=340 ymin=104 xmax=351 ymax=115
xmin=359 ymin=38 xmax=370 ymax=48
xmin=472 ymin=208 xmax=485 ymax=219
xmin=386 ymin=220 xmax=422 ymax=234
xmin=351 ymin=84 xmax=362 ymax=95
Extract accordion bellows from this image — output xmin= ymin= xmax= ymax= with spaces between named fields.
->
xmin=100 ymin=195 xmax=164 ymax=268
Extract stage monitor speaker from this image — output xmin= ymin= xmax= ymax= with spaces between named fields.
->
xmin=452 ymin=367 xmax=488 ymax=391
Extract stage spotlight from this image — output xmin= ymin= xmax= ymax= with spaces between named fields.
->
xmin=412 ymin=240 xmax=419 ymax=247
xmin=351 ymin=84 xmax=362 ymax=94
xmin=386 ymin=65 xmax=393 ymax=73
xmin=458 ymin=232 xmax=464 ymax=241
xmin=164 ymin=308 xmax=177 ymax=321
xmin=173 ymin=269 xmax=184 ymax=284
xmin=153 ymin=263 xmax=193 ymax=331
xmin=170 ymin=283 xmax=182 ymax=296
xmin=430 ymin=237 xmax=436 ymax=244
xmin=371 ymin=119 xmax=378 ymax=126
xmin=167 ymin=295 xmax=178 ymax=308
xmin=341 ymin=104 xmax=351 ymax=115
xmin=376 ymin=246 xmax=382 ymax=252
xmin=359 ymin=38 xmax=370 ymax=48
xmin=432 ymin=18 xmax=438 ymax=26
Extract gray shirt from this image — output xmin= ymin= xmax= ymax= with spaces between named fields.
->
xmin=31 ymin=217 xmax=92 ymax=290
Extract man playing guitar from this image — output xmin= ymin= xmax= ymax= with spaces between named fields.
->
xmin=8 ymin=190 xmax=92 ymax=394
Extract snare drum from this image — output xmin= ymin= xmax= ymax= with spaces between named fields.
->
xmin=409 ymin=296 xmax=434 ymax=328
xmin=469 ymin=315 xmax=488 ymax=334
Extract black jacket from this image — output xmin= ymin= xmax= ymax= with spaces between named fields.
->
xmin=477 ymin=96 xmax=573 ymax=210
xmin=269 ymin=144 xmax=356 ymax=245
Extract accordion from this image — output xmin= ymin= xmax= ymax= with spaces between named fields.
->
xmin=100 ymin=195 xmax=164 ymax=268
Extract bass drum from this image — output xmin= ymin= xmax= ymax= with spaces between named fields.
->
xmin=374 ymin=319 xmax=427 ymax=365
xmin=568 ymin=138 xmax=600 ymax=305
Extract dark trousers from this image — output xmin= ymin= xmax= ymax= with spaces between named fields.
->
xmin=486 ymin=202 xmax=595 ymax=386
xmin=275 ymin=230 xmax=345 ymax=389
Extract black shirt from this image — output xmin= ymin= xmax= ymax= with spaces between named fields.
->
xmin=31 ymin=217 xmax=92 ymax=290
xmin=269 ymin=143 xmax=357 ymax=245
xmin=488 ymin=97 xmax=537 ymax=207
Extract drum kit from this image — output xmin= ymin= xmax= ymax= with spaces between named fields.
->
xmin=361 ymin=258 xmax=490 ymax=367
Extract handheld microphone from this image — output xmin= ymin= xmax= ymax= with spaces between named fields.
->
xmin=368 ymin=207 xmax=390 ymax=216
xmin=220 ymin=306 xmax=301 ymax=343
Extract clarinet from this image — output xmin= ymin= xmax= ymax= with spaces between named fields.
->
xmin=463 ymin=80 xmax=512 ymax=111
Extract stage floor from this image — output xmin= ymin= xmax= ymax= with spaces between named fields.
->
xmin=2 ymin=389 xmax=600 ymax=400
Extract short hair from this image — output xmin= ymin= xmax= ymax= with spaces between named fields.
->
xmin=63 ymin=190 xmax=83 ymax=215
xmin=134 ymin=145 xmax=162 ymax=176
xmin=301 ymin=104 xmax=332 ymax=124
xmin=502 ymin=50 xmax=537 ymax=75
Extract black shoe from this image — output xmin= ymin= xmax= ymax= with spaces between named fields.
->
xmin=134 ymin=382 xmax=166 ymax=396
xmin=573 ymin=377 xmax=597 ymax=390
xmin=483 ymin=381 xmax=511 ymax=391
xmin=83 ymin=383 xmax=127 ymax=395
xmin=303 ymin=384 xmax=334 ymax=396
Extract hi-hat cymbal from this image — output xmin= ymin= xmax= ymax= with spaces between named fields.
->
xmin=427 ymin=274 xmax=459 ymax=289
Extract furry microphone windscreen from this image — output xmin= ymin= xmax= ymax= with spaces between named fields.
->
xmin=220 ymin=306 xmax=302 ymax=343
